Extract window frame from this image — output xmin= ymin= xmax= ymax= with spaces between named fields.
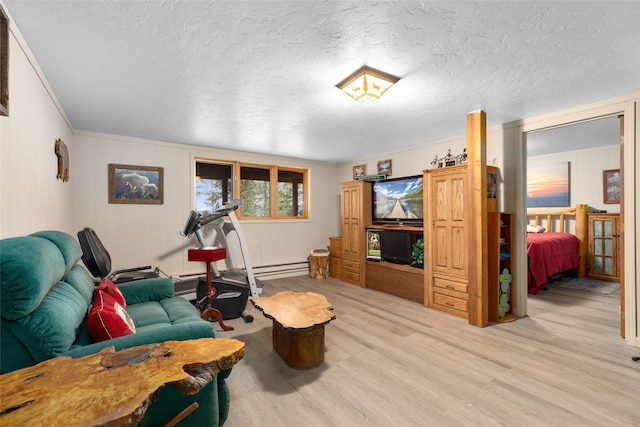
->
xmin=275 ymin=166 xmax=308 ymax=219
xmin=236 ymin=162 xmax=273 ymax=219
xmin=0 ymin=4 xmax=9 ymax=116
xmin=195 ymin=158 xmax=309 ymax=220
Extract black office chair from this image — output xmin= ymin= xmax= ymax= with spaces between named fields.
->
xmin=77 ymin=227 xmax=159 ymax=283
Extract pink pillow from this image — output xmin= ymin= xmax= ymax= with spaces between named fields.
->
xmin=96 ymin=278 xmax=126 ymax=307
xmin=87 ymin=291 xmax=136 ymax=342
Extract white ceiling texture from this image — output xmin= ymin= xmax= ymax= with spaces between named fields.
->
xmin=4 ymin=1 xmax=640 ymax=162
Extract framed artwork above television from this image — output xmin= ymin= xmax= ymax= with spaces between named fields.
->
xmin=377 ymin=159 xmax=392 ymax=176
xmin=353 ymin=164 xmax=366 ymax=179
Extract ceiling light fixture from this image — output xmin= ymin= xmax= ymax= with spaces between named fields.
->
xmin=335 ymin=65 xmax=400 ymax=104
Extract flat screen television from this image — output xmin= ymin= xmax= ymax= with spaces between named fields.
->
xmin=372 ymin=175 xmax=424 ymax=226
xmin=380 ymin=230 xmax=412 ymax=265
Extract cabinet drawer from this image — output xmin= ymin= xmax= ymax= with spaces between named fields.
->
xmin=330 ymin=258 xmax=341 ymax=278
xmin=341 ymin=269 xmax=360 ymax=283
xmin=329 ymin=237 xmax=342 ymax=257
xmin=433 ymin=293 xmax=468 ymax=316
xmin=433 ymin=277 xmax=468 ymax=297
xmin=341 ymin=258 xmax=361 ymax=271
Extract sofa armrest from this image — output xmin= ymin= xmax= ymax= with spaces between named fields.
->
xmin=117 ymin=278 xmax=175 ymax=304
xmin=63 ymin=321 xmax=216 ymax=359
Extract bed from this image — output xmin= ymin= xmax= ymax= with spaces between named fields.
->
xmin=526 ymin=204 xmax=588 ymax=294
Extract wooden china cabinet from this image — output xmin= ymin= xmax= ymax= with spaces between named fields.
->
xmin=339 ymin=180 xmax=371 ymax=287
xmin=587 ymin=213 xmax=621 ymax=282
xmin=424 ymin=165 xmax=470 ymax=318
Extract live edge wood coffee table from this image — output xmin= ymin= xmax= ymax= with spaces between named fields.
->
xmin=0 ymin=338 xmax=244 ymax=426
xmin=251 ymin=291 xmax=335 ymax=369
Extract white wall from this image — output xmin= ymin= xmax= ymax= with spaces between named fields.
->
xmin=0 ymin=19 xmax=74 ymax=238
xmin=528 ymin=145 xmax=620 ymax=213
xmin=337 ymin=121 xmax=520 ymax=214
xmin=337 ymin=133 xmax=466 ymax=183
xmin=72 ymin=132 xmax=340 ymax=277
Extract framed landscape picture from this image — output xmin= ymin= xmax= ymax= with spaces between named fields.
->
xmin=526 ymin=161 xmax=570 ymax=207
xmin=603 ymin=169 xmax=620 ymax=204
xmin=108 ymin=164 xmax=164 ymax=204
xmin=377 ymin=159 xmax=392 ymax=176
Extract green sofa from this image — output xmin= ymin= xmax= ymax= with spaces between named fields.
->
xmin=0 ymin=230 xmax=233 ymax=426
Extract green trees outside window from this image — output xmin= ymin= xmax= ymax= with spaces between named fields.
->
xmin=195 ymin=160 xmax=308 ymax=220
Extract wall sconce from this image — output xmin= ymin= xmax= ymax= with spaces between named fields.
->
xmin=335 ymin=65 xmax=400 ymax=103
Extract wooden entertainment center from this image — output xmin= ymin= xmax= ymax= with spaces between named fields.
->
xmin=339 ymin=179 xmax=425 ymax=300
xmin=336 ymin=112 xmax=506 ymax=327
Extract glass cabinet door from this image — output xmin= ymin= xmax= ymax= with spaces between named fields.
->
xmin=589 ymin=216 xmax=617 ymax=278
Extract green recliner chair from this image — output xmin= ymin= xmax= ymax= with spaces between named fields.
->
xmin=0 ymin=230 xmax=235 ymax=426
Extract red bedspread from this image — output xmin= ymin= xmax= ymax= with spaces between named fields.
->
xmin=527 ymin=232 xmax=580 ymax=294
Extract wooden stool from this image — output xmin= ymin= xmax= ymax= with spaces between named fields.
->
xmin=187 ymin=247 xmax=234 ymax=331
xmin=309 ymin=249 xmax=329 ymax=279
xmin=251 ymin=291 xmax=335 ymax=369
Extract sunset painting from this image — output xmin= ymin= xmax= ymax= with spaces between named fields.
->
xmin=527 ymin=161 xmax=570 ymax=207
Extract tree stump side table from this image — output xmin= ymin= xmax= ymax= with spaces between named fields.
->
xmin=309 ymin=249 xmax=330 ymax=279
xmin=251 ymin=291 xmax=335 ymax=369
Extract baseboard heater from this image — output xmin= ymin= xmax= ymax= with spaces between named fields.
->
xmin=173 ymin=261 xmax=310 ymax=298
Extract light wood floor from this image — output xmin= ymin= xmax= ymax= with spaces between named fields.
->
xmin=220 ymin=276 xmax=639 ymax=427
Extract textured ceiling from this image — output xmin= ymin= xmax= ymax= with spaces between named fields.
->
xmin=4 ymin=1 xmax=640 ymax=162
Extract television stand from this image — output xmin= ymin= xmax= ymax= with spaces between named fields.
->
xmin=365 ymin=260 xmax=424 ymax=304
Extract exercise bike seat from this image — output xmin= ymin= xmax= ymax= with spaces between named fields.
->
xmin=77 ymin=227 xmax=159 ymax=283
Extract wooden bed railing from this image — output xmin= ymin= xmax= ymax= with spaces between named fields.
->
xmin=526 ymin=204 xmax=589 ymax=278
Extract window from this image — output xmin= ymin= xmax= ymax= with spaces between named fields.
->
xmin=278 ymin=169 xmax=305 ymax=217
xmin=240 ymin=165 xmax=271 ymax=218
xmin=195 ymin=162 xmax=232 ymax=215
xmin=195 ymin=159 xmax=308 ymax=220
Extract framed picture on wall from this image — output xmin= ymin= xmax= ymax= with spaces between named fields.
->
xmin=487 ymin=170 xmax=497 ymax=199
xmin=108 ymin=164 xmax=164 ymax=204
xmin=353 ymin=164 xmax=366 ymax=179
xmin=603 ymin=169 xmax=620 ymax=204
xmin=526 ymin=161 xmax=570 ymax=207
xmin=377 ymin=159 xmax=392 ymax=176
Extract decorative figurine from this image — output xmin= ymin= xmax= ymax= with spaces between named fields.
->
xmin=430 ymin=148 xmax=467 ymax=169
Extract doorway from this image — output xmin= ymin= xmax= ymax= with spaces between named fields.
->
xmin=511 ymin=96 xmax=638 ymax=347
xmin=524 ymin=116 xmax=622 ymax=335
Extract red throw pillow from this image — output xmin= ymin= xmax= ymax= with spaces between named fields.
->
xmin=87 ymin=291 xmax=136 ymax=342
xmin=96 ymin=278 xmax=126 ymax=307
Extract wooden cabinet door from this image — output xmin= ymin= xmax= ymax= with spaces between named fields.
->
xmin=588 ymin=214 xmax=620 ymax=281
xmin=341 ymin=183 xmax=362 ymax=259
xmin=430 ymin=167 xmax=468 ymax=280
xmin=340 ymin=180 xmax=370 ymax=287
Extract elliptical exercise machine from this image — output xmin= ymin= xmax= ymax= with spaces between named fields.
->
xmin=182 ymin=200 xmax=262 ymax=325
